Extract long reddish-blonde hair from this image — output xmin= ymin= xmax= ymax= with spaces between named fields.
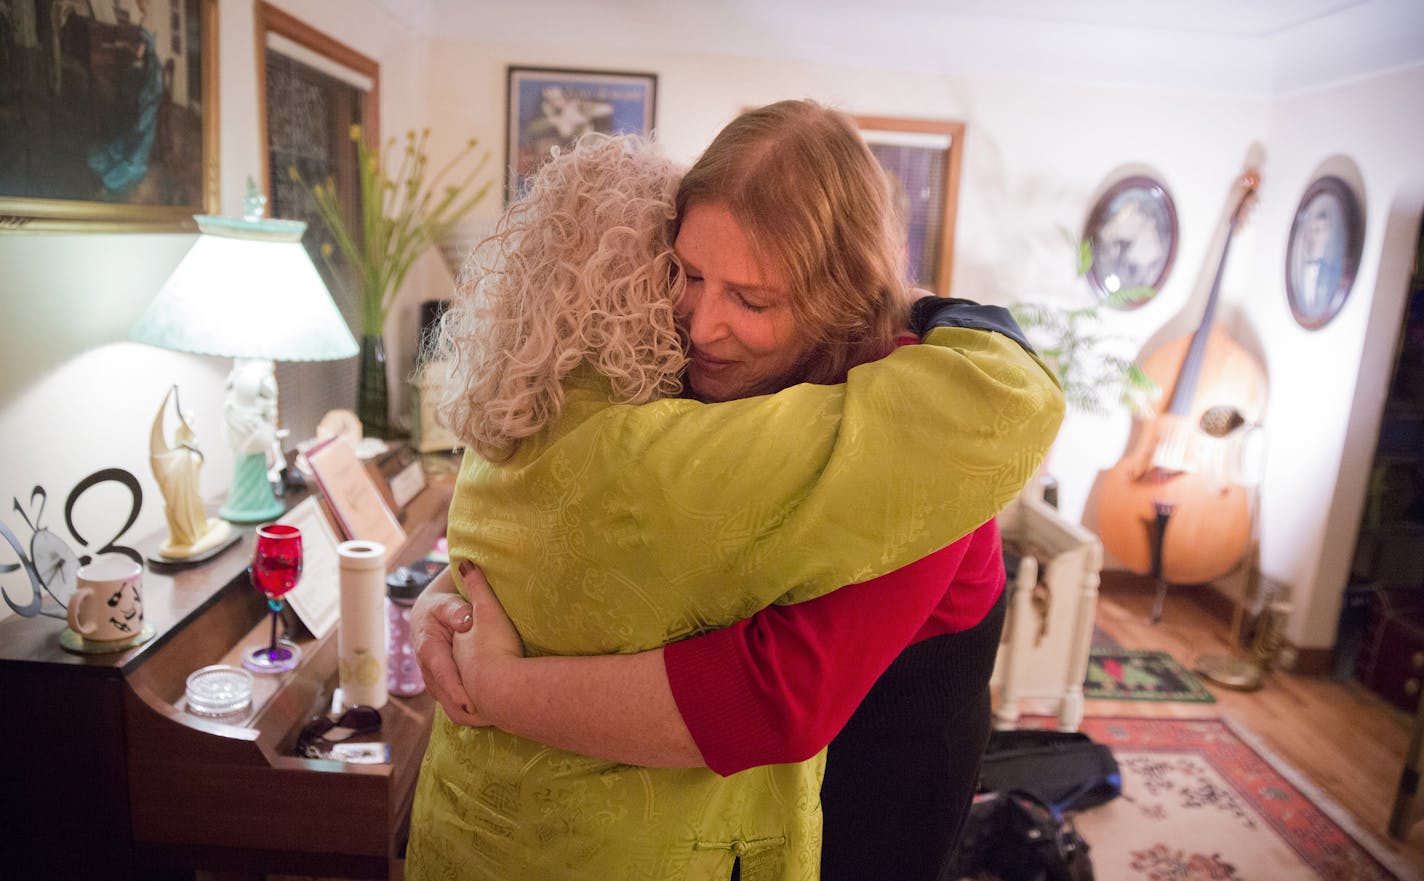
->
xmin=675 ymin=99 xmax=910 ymax=386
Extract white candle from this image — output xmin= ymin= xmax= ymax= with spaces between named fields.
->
xmin=337 ymin=540 xmax=388 ymax=709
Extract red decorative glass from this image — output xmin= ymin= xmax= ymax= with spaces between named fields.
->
xmin=244 ymin=523 xmax=303 ymax=673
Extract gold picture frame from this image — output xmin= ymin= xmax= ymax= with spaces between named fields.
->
xmin=0 ymin=0 xmax=220 ymax=233
xmin=854 ymin=115 xmax=965 ymax=296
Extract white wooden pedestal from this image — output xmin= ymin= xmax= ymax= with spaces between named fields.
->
xmin=991 ymin=491 xmax=1103 ymax=732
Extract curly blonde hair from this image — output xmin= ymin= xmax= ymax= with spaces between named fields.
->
xmin=435 ymin=134 xmax=687 ymax=461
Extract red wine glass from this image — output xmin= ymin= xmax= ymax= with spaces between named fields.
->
xmin=244 ymin=523 xmax=303 ymax=673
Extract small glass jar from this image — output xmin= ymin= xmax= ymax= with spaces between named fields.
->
xmin=186 ymin=664 xmax=254 ymax=718
xmin=386 ymin=569 xmax=428 ymax=697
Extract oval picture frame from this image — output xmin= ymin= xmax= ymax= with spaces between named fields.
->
xmin=1285 ymin=175 xmax=1363 ymax=331
xmin=1082 ymin=175 xmax=1178 ymax=309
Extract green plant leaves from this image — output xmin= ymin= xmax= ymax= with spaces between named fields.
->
xmin=1010 ymin=236 xmax=1158 ymax=417
xmin=291 ymin=127 xmax=492 ymax=336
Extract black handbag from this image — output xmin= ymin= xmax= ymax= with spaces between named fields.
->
xmin=944 ymin=790 xmax=1095 ymax=881
xmin=977 ymin=729 xmax=1122 ymax=813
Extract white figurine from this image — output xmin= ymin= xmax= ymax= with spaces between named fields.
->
xmin=223 ymin=359 xmax=279 ymax=456
xmin=150 ymin=386 xmax=231 ymax=559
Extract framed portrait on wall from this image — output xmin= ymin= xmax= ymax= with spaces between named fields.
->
xmin=0 ymin=0 xmax=219 ymax=232
xmin=1082 ymin=175 xmax=1178 ymax=308
xmin=854 ymin=115 xmax=965 ymax=296
xmin=1285 ymin=175 xmax=1363 ymax=331
xmin=505 ymin=66 xmax=657 ymax=204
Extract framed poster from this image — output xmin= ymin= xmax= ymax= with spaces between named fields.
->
xmin=0 ymin=0 xmax=219 ymax=232
xmin=1082 ymin=175 xmax=1178 ymax=308
xmin=854 ymin=116 xmax=965 ymax=296
xmin=1285 ymin=175 xmax=1363 ymax=331
xmin=505 ymin=66 xmax=657 ymax=203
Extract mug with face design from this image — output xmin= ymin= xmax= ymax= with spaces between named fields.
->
xmin=67 ymin=555 xmax=144 ymax=642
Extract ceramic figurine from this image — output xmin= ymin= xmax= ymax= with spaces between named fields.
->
xmin=150 ymin=386 xmax=231 ymax=560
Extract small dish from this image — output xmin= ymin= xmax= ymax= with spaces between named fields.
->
xmin=185 ymin=664 xmax=254 ymax=718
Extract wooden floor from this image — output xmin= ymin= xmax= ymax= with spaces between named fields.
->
xmin=1093 ymin=572 xmax=1424 ymax=880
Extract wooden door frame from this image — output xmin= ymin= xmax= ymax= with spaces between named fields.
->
xmin=253 ymin=2 xmax=381 ymax=208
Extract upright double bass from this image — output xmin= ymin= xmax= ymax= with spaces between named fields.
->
xmin=1096 ymin=170 xmax=1267 ymax=588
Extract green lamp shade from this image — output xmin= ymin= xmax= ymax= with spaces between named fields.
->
xmin=133 ymin=211 xmax=359 ymax=527
xmin=131 ymin=215 xmax=358 ymax=361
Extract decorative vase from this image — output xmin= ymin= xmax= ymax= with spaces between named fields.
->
xmin=358 ymin=334 xmax=391 ymax=438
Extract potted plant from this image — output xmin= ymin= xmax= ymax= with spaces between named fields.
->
xmin=294 ymin=126 xmax=491 ymax=437
xmin=1010 ymin=237 xmax=1157 ymax=505
xmin=1011 ymin=237 xmax=1156 ymax=418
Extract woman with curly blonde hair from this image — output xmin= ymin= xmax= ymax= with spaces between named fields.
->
xmin=407 ymin=108 xmax=1062 ymax=881
xmin=436 ymin=134 xmax=688 ymax=461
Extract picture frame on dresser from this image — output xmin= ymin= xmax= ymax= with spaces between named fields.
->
xmin=505 ymin=65 xmax=657 ymax=204
xmin=0 ymin=0 xmax=219 ymax=232
xmin=305 ymin=436 xmax=407 ymax=553
xmin=367 ymin=442 xmax=427 ymax=516
xmin=279 ymin=496 xmax=342 ymax=639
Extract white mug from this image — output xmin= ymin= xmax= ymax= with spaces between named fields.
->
xmin=67 ymin=555 xmax=144 ymax=642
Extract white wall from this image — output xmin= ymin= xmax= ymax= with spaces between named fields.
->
xmin=3 ymin=0 xmax=1422 ymax=653
xmin=1248 ymin=66 xmax=1424 ymax=647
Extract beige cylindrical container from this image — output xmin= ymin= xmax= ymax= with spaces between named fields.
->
xmin=337 ymin=540 xmax=388 ymax=709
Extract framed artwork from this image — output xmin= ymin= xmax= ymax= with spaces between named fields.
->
xmin=1082 ymin=175 xmax=1178 ymax=308
xmin=1285 ymin=175 xmax=1363 ymax=331
xmin=854 ymin=115 xmax=965 ymax=296
xmin=505 ymin=66 xmax=657 ymax=203
xmin=365 ymin=442 xmax=426 ymax=516
xmin=0 ymin=0 xmax=219 ymax=232
xmin=305 ymin=436 xmax=407 ymax=554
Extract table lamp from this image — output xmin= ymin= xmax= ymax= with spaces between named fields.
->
xmin=132 ymin=185 xmax=358 ymax=524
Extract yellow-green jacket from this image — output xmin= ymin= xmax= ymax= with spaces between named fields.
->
xmin=408 ymin=324 xmax=1064 ymax=881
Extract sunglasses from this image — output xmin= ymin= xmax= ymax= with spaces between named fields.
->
xmin=295 ymin=705 xmax=382 ymax=759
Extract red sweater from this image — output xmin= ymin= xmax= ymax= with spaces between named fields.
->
xmin=664 ymin=519 xmax=1004 ymax=776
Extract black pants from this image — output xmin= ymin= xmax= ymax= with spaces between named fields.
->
xmin=819 ymin=592 xmax=1007 ymax=881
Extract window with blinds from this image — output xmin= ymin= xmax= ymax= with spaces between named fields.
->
xmin=868 ymin=140 xmax=948 ymax=291
xmin=265 ymin=51 xmax=362 ymax=445
xmin=854 ymin=116 xmax=965 ymax=297
xmin=256 ymin=3 xmax=379 ymax=447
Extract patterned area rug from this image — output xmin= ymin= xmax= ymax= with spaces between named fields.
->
xmin=1085 ymin=648 xmax=1217 ymax=703
xmin=1058 ymin=717 xmax=1412 ymax=881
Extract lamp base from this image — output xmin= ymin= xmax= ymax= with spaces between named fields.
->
xmin=220 ymin=451 xmax=284 ymax=523
xmin=1194 ymin=653 xmax=1264 ymax=691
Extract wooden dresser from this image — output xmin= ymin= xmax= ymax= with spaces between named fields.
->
xmin=0 ymin=478 xmax=451 ymax=881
